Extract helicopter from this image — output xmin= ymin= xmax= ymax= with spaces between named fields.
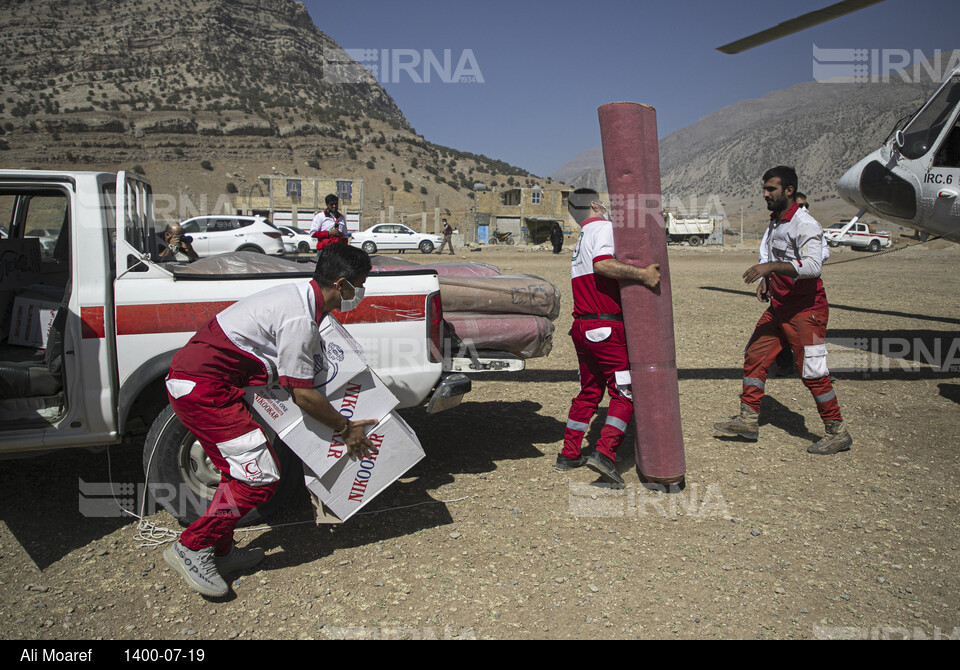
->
xmin=718 ymin=0 xmax=960 ymax=242
xmin=836 ymin=66 xmax=960 ymax=241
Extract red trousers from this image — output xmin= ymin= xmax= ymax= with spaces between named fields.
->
xmin=741 ymin=307 xmax=842 ymax=422
xmin=165 ymin=373 xmax=280 ymax=554
xmin=562 ymin=319 xmax=633 ymax=460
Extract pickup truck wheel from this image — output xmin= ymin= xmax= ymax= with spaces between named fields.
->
xmin=237 ymin=245 xmax=265 ymax=254
xmin=142 ymin=405 xmax=302 ymax=527
xmin=419 ymin=240 xmax=435 ymax=254
xmin=688 ymin=236 xmax=702 ymax=246
xmin=868 ymin=240 xmax=881 ymax=252
xmin=361 ymin=241 xmax=377 ymax=254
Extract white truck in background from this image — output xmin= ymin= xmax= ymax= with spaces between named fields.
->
xmin=664 ymin=211 xmax=714 ymax=246
xmin=0 ymin=170 xmax=505 ymax=525
xmin=823 ymin=221 xmax=893 ymax=252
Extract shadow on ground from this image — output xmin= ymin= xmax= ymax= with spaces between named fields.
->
xmin=1 ymin=399 xmax=563 ymax=573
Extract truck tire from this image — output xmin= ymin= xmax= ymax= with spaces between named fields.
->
xmin=868 ymin=239 xmax=881 ymax=252
xmin=142 ymin=405 xmax=302 ymax=527
xmin=688 ymin=236 xmax=702 ymax=247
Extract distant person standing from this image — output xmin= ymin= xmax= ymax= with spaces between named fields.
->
xmin=310 ymin=194 xmax=349 ymax=252
xmin=440 ymin=218 xmax=455 ymax=255
xmin=550 ymin=222 xmax=564 ymax=254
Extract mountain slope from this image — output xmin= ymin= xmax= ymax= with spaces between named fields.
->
xmin=552 ymin=71 xmax=946 ymax=228
xmin=0 ymin=0 xmax=541 ymax=219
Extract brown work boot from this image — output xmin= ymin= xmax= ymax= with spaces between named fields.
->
xmin=807 ymin=420 xmax=853 ymax=455
xmin=714 ymin=403 xmax=759 ymax=441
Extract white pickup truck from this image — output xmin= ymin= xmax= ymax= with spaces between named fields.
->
xmin=823 ymin=221 xmax=892 ymax=252
xmin=0 ymin=170 xmax=508 ymax=524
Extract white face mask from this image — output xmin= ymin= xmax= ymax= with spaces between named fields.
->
xmin=592 ymin=201 xmax=612 ymax=221
xmin=338 ymin=279 xmax=365 ymax=313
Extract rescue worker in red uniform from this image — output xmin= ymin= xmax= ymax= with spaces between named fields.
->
xmin=714 ymin=166 xmax=853 ymax=455
xmin=310 ymin=194 xmax=349 ymax=251
xmin=555 ymin=188 xmax=661 ymax=485
xmin=162 ymin=243 xmax=376 ymax=597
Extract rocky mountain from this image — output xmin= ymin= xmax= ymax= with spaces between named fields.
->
xmin=552 ymin=65 xmax=950 ymax=230
xmin=0 ymin=0 xmax=539 ymax=220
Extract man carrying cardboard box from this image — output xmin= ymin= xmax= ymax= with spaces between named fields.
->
xmin=162 ymin=243 xmax=377 ymax=598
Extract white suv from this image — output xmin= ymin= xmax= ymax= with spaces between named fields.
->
xmin=177 ymin=215 xmax=285 ymax=257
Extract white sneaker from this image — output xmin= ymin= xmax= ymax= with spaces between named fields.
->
xmin=164 ymin=542 xmax=228 ymax=597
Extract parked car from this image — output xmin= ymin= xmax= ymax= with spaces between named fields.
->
xmin=277 ymin=225 xmax=316 ymax=254
xmin=177 ymin=215 xmax=285 ymax=257
xmin=350 ymin=223 xmax=443 ymax=255
xmin=24 ymin=229 xmax=59 ymax=257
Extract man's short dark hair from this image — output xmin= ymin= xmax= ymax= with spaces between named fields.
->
xmin=762 ymin=166 xmax=798 ymax=193
xmin=568 ymin=188 xmax=599 ymax=223
xmin=325 ymin=194 xmax=339 ymax=206
xmin=569 ymin=188 xmax=599 ymax=210
xmin=314 ymin=243 xmax=371 ymax=287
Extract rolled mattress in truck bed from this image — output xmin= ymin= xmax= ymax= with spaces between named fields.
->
xmin=438 ymin=275 xmax=560 ymax=321
xmin=444 ymin=312 xmax=554 ymax=359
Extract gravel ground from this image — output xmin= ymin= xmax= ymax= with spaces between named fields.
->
xmin=1 ymin=243 xmax=959 ymax=640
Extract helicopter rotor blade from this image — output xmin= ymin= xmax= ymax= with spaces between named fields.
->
xmin=716 ymin=0 xmax=886 ymax=54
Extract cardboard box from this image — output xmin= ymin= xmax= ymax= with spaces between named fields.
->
xmin=279 ymin=368 xmax=399 ymax=478
xmin=8 ymin=294 xmax=59 ymax=348
xmin=315 ymin=315 xmax=368 ymax=395
xmin=1 ymin=239 xmax=44 ymax=344
xmin=244 ymin=316 xmax=386 ymax=438
xmin=306 ymin=411 xmax=425 ymax=522
xmin=245 ymin=385 xmax=302 ymax=438
xmin=245 ymin=315 xmax=421 ymax=523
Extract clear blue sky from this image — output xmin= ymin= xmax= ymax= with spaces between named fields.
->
xmin=305 ymin=0 xmax=958 ymax=177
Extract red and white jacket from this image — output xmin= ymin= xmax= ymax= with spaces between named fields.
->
xmin=570 ymin=216 xmax=622 ymax=318
xmin=764 ymin=203 xmax=828 ymax=317
xmin=310 ymin=210 xmax=348 ymax=250
xmin=170 ymin=280 xmax=324 ymax=389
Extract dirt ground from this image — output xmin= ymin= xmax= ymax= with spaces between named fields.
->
xmin=2 ymin=242 xmax=959 ymax=640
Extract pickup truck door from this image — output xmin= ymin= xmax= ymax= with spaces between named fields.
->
xmin=0 ymin=172 xmax=124 ymax=452
xmin=113 ymin=171 xmax=189 ymax=433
